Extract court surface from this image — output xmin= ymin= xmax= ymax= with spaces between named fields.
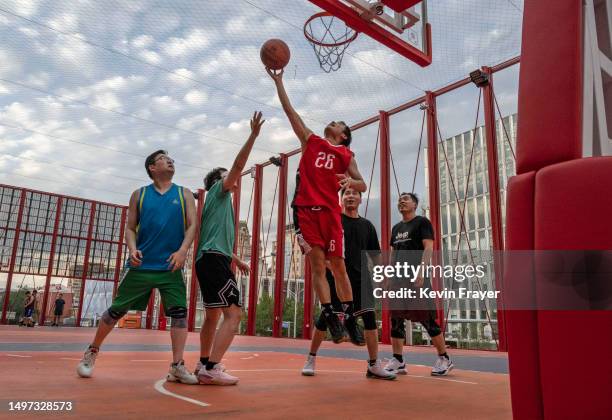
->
xmin=0 ymin=326 xmax=511 ymax=419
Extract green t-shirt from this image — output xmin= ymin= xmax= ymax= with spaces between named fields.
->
xmin=196 ymin=180 xmax=235 ymax=260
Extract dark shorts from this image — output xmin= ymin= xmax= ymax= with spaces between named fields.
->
xmin=54 ymin=308 xmax=63 ymax=316
xmin=24 ymin=308 xmax=34 ymax=318
xmin=196 ymin=252 xmax=241 ymax=308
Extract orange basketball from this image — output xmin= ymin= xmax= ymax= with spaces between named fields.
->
xmin=260 ymin=39 xmax=291 ymax=70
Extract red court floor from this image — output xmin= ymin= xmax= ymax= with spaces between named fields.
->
xmin=0 ymin=326 xmax=511 ymax=419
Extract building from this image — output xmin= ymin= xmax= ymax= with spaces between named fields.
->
xmin=424 ymin=113 xmax=517 ymax=348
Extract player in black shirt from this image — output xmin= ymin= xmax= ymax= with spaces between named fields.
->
xmin=384 ymin=192 xmax=454 ymax=376
xmin=51 ymin=293 xmax=66 ymax=327
xmin=302 ymin=187 xmax=395 ymax=380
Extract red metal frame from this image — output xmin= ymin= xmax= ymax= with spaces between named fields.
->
xmin=302 ymin=258 xmax=313 ymax=339
xmin=112 ymin=208 xmax=127 ymax=298
xmin=145 ymin=290 xmax=155 ymax=330
xmin=188 ymin=189 xmax=205 ymax=332
xmin=307 ymin=0 xmax=432 ymax=66
xmin=272 ymin=155 xmax=289 ymax=337
xmin=378 ymin=111 xmax=392 ymax=344
xmin=382 ymin=0 xmax=422 ymax=13
xmin=1 ymin=189 xmax=27 ymax=324
xmin=425 ymin=92 xmax=445 ymax=328
xmin=76 ymin=202 xmax=97 ymax=327
xmin=246 ymin=165 xmax=263 ymax=336
xmin=482 ymin=66 xmax=507 ymax=351
xmin=39 ymin=196 xmax=63 ymax=326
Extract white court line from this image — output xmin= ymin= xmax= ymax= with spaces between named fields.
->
xmin=60 ymin=357 xmax=82 ymax=361
xmin=131 ymin=359 xmax=166 ymax=362
xmin=240 ymin=356 xmax=254 ymax=360
xmin=406 ymin=374 xmax=477 ymax=385
xmin=153 ymin=379 xmax=210 ymax=408
xmin=5 ymin=354 xmax=31 ymax=358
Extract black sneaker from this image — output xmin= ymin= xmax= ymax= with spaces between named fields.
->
xmin=344 ymin=316 xmax=365 ymax=346
xmin=324 ymin=312 xmax=348 ymax=343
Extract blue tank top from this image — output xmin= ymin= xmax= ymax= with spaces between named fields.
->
xmin=129 ymin=183 xmax=186 ymax=271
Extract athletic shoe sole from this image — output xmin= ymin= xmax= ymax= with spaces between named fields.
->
xmin=431 ymin=363 xmax=454 ymax=376
xmin=301 ymin=371 xmax=315 ymax=376
xmin=366 ymin=371 xmax=397 ymax=380
xmin=166 ymin=374 xmax=198 ymax=384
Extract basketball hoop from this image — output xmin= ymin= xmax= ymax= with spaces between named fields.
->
xmin=304 ymin=12 xmax=358 ymax=73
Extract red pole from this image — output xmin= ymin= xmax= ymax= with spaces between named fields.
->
xmin=112 ymin=207 xmax=127 ymax=298
xmin=40 ymin=197 xmax=63 ymax=326
xmin=378 ymin=111 xmax=392 ymax=344
xmin=146 ymin=291 xmax=155 ymax=329
xmin=246 ymin=165 xmax=263 ymax=336
xmin=188 ymin=189 xmax=205 ymax=332
xmin=158 ymin=302 xmax=166 ymax=331
xmin=1 ymin=189 xmax=27 ymax=324
xmin=482 ymin=66 xmax=507 ymax=351
xmin=273 ymin=155 xmax=288 ymax=337
xmin=425 ymin=92 xmax=445 ymax=328
xmin=302 ymin=258 xmax=313 ymax=339
xmin=76 ymin=202 xmax=97 ymax=327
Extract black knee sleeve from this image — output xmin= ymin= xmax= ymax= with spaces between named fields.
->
xmin=420 ymin=318 xmax=442 ymax=338
xmin=102 ymin=308 xmax=126 ymax=325
xmin=314 ymin=313 xmax=327 ymax=332
xmin=391 ymin=317 xmax=406 ymax=339
xmin=166 ymin=306 xmax=187 ymax=328
xmin=361 ymin=311 xmax=377 ymax=331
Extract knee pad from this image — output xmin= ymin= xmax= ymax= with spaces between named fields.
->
xmin=421 ymin=318 xmax=442 ymax=338
xmin=167 ymin=306 xmax=187 ymax=328
xmin=314 ymin=313 xmax=327 ymax=332
xmin=391 ymin=317 xmax=406 ymax=339
xmin=103 ymin=308 xmax=126 ymax=325
xmin=361 ymin=311 xmax=377 ymax=331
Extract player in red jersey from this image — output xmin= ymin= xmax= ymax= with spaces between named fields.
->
xmin=268 ymin=68 xmax=367 ymax=343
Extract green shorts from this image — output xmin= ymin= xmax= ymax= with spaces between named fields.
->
xmin=110 ymin=269 xmax=186 ymax=315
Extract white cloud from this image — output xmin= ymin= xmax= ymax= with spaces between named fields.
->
xmin=167 ymin=68 xmax=196 ymax=86
xmin=92 ymin=92 xmax=122 ymax=110
xmin=161 ymin=28 xmax=211 ymax=57
xmin=151 ymin=95 xmax=183 ymax=114
xmin=138 ymin=49 xmax=162 ymax=65
xmin=48 ymin=12 xmax=79 ymax=32
xmin=12 ymin=0 xmax=39 ymax=17
xmin=18 ymin=26 xmax=39 ymax=38
xmin=184 ymin=90 xmax=208 ymax=106
xmin=177 ymin=114 xmax=208 ymax=130
xmin=131 ymin=34 xmax=154 ymax=49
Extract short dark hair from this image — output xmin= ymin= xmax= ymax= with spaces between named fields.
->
xmin=340 ymin=121 xmax=352 ymax=147
xmin=145 ymin=149 xmax=167 ymax=179
xmin=32 ymin=290 xmax=37 ymax=294
xmin=341 ymin=187 xmax=362 ymax=197
xmin=399 ymin=192 xmax=419 ymax=207
xmin=204 ymin=167 xmax=228 ymax=191
xmin=25 ymin=291 xmax=31 ymax=294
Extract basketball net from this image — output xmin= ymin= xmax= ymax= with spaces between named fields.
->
xmin=304 ymin=12 xmax=358 ymax=73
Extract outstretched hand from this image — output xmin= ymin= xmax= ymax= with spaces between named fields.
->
xmin=250 ymin=111 xmax=265 ymax=137
xmin=266 ymin=67 xmax=284 ymax=83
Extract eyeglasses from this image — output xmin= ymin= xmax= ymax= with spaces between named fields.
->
xmin=154 ymin=155 xmax=174 ymax=164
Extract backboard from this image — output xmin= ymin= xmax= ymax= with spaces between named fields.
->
xmin=307 ymin=0 xmax=431 ymax=66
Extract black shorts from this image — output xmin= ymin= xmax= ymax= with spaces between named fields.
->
xmin=196 ymin=252 xmax=241 ymax=308
xmin=54 ymin=309 xmax=63 ymax=316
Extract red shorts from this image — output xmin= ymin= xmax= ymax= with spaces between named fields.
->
xmin=294 ymin=206 xmax=344 ymax=258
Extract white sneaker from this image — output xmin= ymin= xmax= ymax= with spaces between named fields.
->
xmin=167 ymin=360 xmax=198 ymax=385
xmin=194 ymin=361 xmax=225 ymax=375
xmin=76 ymin=346 xmax=99 ymax=378
xmin=366 ymin=360 xmax=396 ymax=380
xmin=198 ymin=364 xmax=239 ymax=385
xmin=384 ymin=357 xmax=407 ymax=375
xmin=301 ymin=355 xmax=316 ymax=376
xmin=431 ymin=356 xmax=454 ymax=376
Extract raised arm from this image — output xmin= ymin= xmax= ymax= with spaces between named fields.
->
xmin=223 ymin=111 xmax=265 ymax=192
xmin=337 ymin=156 xmax=367 ymax=192
xmin=267 ymin=68 xmax=312 ymax=150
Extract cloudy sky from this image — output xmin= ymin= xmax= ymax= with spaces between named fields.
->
xmin=0 ymin=0 xmax=523 ymax=238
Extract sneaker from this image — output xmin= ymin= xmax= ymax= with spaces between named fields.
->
xmin=366 ymin=360 xmax=397 ymax=380
xmin=431 ymin=356 xmax=454 ymax=376
xmin=198 ymin=364 xmax=239 ymax=385
xmin=167 ymin=360 xmax=198 ymax=384
xmin=344 ymin=316 xmax=365 ymax=346
xmin=301 ymin=355 xmax=316 ymax=376
xmin=76 ymin=346 xmax=99 ymax=378
xmin=384 ymin=357 xmax=407 ymax=375
xmin=194 ymin=361 xmax=226 ymax=375
xmin=324 ymin=312 xmax=348 ymax=344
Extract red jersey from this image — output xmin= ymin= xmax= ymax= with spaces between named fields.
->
xmin=292 ymin=133 xmax=353 ymax=210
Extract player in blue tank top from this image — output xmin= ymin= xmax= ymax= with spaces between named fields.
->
xmin=77 ymin=150 xmax=199 ymax=385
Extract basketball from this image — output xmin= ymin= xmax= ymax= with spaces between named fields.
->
xmin=260 ymin=39 xmax=291 ymax=70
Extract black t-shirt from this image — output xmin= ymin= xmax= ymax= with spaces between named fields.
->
xmin=390 ymin=216 xmax=434 ymax=264
xmin=327 ymin=214 xmax=380 ymax=283
xmin=55 ymin=299 xmax=65 ymax=310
